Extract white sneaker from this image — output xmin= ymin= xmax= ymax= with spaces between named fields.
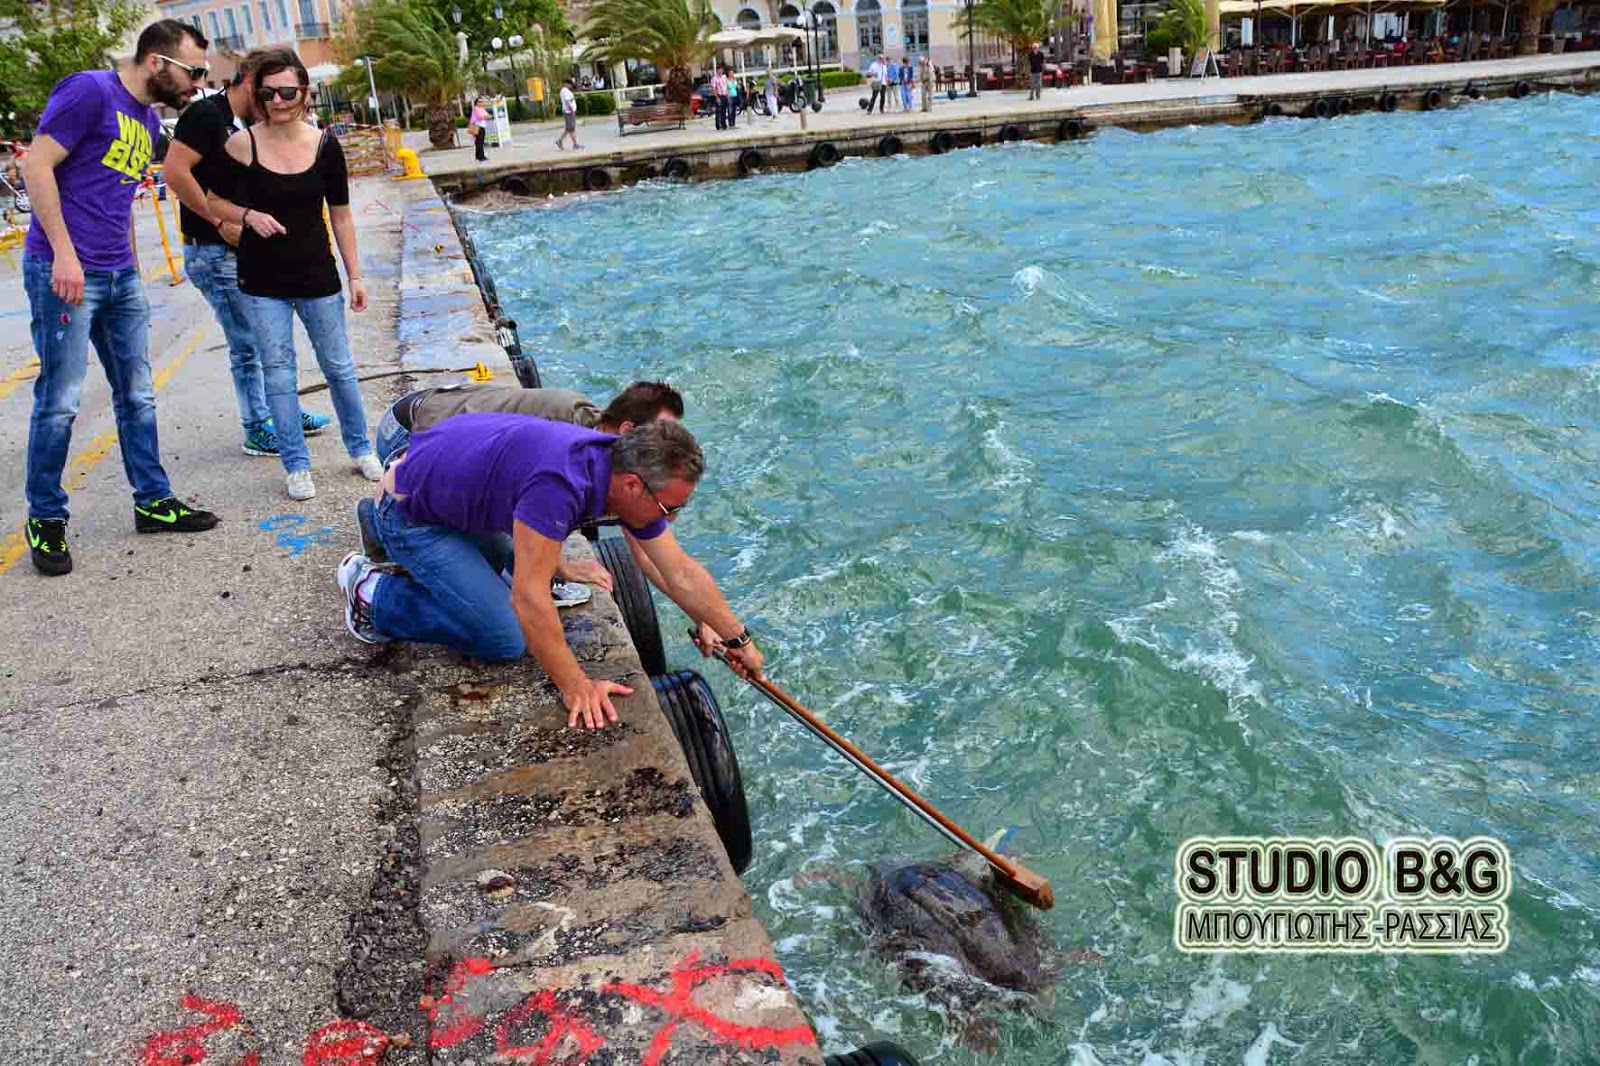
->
xmin=337 ymin=552 xmax=389 ymax=644
xmin=286 ymin=470 xmax=317 ymax=500
xmin=552 ymin=580 xmax=593 ymax=608
xmin=355 ymin=453 xmax=383 ymax=481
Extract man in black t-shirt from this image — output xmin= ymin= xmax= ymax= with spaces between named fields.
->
xmin=1028 ymin=43 xmax=1045 ymax=100
xmin=164 ymin=52 xmax=326 ymax=457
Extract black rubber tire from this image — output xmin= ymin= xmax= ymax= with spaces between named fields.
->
xmin=1312 ymin=97 xmax=1335 ymax=119
xmin=1423 ymin=88 xmax=1444 ymax=110
xmin=737 ymin=148 xmax=764 ymax=175
xmin=661 ymin=156 xmax=691 ymax=180
xmin=651 ymin=670 xmax=752 ymax=875
xmin=809 ymin=141 xmax=841 ymax=168
xmin=594 ymin=537 xmax=666 ymax=676
xmin=1058 ymin=116 xmax=1087 ymax=138
xmin=1378 ymin=92 xmax=1399 ymax=112
xmin=998 ymin=123 xmax=1023 ymax=142
xmin=1513 ymin=79 xmax=1532 ymax=98
xmin=1262 ymin=102 xmax=1284 ymax=118
xmin=1465 ymin=83 xmax=1482 ymax=100
xmin=1336 ymin=96 xmax=1351 ymax=115
xmin=930 ymin=130 xmax=955 ymax=154
xmin=500 ymin=176 xmax=531 ymax=197
xmin=823 ymin=1042 xmax=923 ymax=1066
xmin=878 ymin=134 xmax=903 ymax=156
xmin=583 ymin=167 xmax=612 ymax=191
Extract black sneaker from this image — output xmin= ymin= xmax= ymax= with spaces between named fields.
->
xmin=25 ymin=517 xmax=71 ymax=576
xmin=134 ymin=497 xmax=220 ymax=534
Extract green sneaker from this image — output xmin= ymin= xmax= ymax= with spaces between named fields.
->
xmin=26 ymin=517 xmax=71 ymax=576
xmin=134 ymin=497 xmax=220 ymax=534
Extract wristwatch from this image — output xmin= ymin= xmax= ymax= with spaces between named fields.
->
xmin=721 ymin=630 xmax=754 ymax=649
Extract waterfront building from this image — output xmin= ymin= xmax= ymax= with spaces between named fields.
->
xmin=154 ymin=0 xmax=346 ymax=82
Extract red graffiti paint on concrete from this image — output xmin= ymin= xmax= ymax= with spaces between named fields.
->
xmin=423 ymin=956 xmax=496 ymax=1049
xmin=142 ymin=993 xmax=260 ymax=1066
xmin=302 ymin=1020 xmax=389 ymax=1065
xmin=603 ymin=952 xmax=818 ymax=1066
xmin=493 ymin=989 xmax=607 ymax=1064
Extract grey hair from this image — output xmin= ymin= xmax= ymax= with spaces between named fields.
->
xmin=611 ymin=419 xmax=703 ymax=489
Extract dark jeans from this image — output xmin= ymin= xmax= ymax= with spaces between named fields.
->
xmin=474 ymin=126 xmax=487 ymax=161
xmin=23 ymin=255 xmax=171 ymax=519
xmin=870 ymin=84 xmax=887 ymax=112
xmin=367 ymin=493 xmax=523 ymax=660
xmin=715 ymin=96 xmax=728 ymax=129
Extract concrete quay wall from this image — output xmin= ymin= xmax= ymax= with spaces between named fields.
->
xmin=429 ymin=53 xmax=1600 ymax=201
xmin=393 ymin=182 xmax=824 ymax=1063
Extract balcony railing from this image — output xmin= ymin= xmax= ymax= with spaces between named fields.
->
xmin=297 ymin=21 xmax=329 ymax=39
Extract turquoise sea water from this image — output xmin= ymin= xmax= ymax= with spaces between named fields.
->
xmin=464 ymin=92 xmax=1600 ymax=1063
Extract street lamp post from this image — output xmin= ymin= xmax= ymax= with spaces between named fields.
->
xmin=965 ymin=0 xmax=978 ymax=95
xmin=359 ymin=55 xmax=381 ymax=123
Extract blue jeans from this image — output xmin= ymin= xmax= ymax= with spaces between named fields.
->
xmin=373 ymin=390 xmax=427 ymax=466
xmin=368 ymin=493 xmax=523 ymax=660
xmin=239 ymin=292 xmax=372 ymax=473
xmin=23 ymin=255 xmax=171 ymax=520
xmin=184 ymin=243 xmax=271 ymax=436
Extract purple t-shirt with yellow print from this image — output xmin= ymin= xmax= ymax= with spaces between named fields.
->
xmin=24 ymin=69 xmax=159 ymax=271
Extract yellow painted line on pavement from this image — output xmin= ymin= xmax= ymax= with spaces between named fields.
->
xmin=0 ymin=357 xmax=40 ymax=400
xmin=0 ymin=325 xmax=208 ymax=578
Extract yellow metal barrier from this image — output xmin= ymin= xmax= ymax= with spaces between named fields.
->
xmin=144 ymin=166 xmax=183 ymax=286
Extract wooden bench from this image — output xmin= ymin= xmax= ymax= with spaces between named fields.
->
xmin=617 ymin=102 xmax=688 ymax=136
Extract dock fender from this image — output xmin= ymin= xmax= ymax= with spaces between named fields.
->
xmin=824 ymin=1042 xmax=923 ymax=1066
xmin=661 ymin=156 xmax=691 ymax=180
xmin=809 ymin=140 xmax=842 ymax=167
xmin=737 ymin=147 xmax=764 ymax=175
xmin=582 ymin=167 xmax=612 ymax=191
xmin=1423 ymin=87 xmax=1444 ymax=110
xmin=1335 ymin=95 xmax=1351 ymax=114
xmin=499 ymin=175 xmax=531 ymax=196
xmin=1058 ymin=116 xmax=1088 ymax=138
xmin=997 ymin=122 xmax=1024 ymax=142
xmin=1512 ymin=79 xmax=1532 ymax=98
xmin=878 ymin=133 xmax=903 ymax=156
xmin=1378 ymin=91 xmax=1399 ymax=112
xmin=1464 ymin=82 xmax=1482 ymax=99
xmin=595 ymin=537 xmax=666 ymax=676
xmin=929 ymin=130 xmax=955 ymax=154
xmin=1312 ymin=96 xmax=1336 ymax=119
xmin=651 ymin=670 xmax=753 ymax=875
xmin=1260 ymin=102 xmax=1284 ymax=118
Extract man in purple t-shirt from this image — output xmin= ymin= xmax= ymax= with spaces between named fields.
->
xmin=19 ymin=19 xmax=219 ymax=576
xmin=337 ymin=417 xmax=764 ymax=731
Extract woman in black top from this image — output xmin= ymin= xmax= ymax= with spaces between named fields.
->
xmin=207 ymin=48 xmax=380 ymax=501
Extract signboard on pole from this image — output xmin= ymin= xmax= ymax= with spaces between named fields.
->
xmin=489 ymin=95 xmax=513 ymax=148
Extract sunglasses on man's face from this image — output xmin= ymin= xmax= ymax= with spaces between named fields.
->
xmin=256 ymin=85 xmax=307 ymax=103
xmin=156 ymin=54 xmax=210 ymax=81
xmin=640 ymin=478 xmax=687 ymax=519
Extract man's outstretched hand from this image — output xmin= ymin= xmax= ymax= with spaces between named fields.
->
xmin=557 ymin=557 xmax=614 ymax=594
xmin=561 ymin=676 xmax=633 ymax=731
xmin=692 ymin=622 xmax=765 ymax=681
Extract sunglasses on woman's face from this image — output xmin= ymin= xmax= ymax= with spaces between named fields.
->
xmin=256 ymin=85 xmax=306 ymax=103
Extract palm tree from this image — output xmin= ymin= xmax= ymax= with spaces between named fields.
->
xmin=1154 ymin=0 xmax=1209 ymax=59
xmin=349 ymin=0 xmax=468 ymax=149
xmin=960 ymin=0 xmax=1055 ymax=64
xmin=582 ymin=0 xmax=717 ymax=104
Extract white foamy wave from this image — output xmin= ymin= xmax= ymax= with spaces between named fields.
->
xmin=1178 ymin=964 xmax=1252 ymax=1031
xmin=1140 ymin=263 xmax=1196 ymax=279
xmin=1242 ymin=1022 xmax=1302 ymax=1065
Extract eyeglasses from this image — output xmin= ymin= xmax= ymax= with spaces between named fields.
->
xmin=640 ymin=478 xmax=686 ymax=519
xmin=256 ymin=85 xmax=307 ymax=103
xmin=156 ymin=55 xmax=211 ymax=81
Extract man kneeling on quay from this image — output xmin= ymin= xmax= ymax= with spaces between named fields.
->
xmin=338 ymin=415 xmax=763 ymax=730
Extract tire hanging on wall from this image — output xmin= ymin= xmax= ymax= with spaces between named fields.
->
xmin=1378 ymin=92 xmax=1399 ymax=112
xmin=878 ymin=134 xmax=903 ymax=157
xmin=929 ymin=130 xmax=955 ymax=154
xmin=809 ymin=141 xmax=841 ymax=168
xmin=651 ymin=670 xmax=753 ymax=875
xmin=1512 ymin=79 xmax=1532 ymax=98
xmin=661 ymin=156 xmax=691 ymax=180
xmin=997 ymin=123 xmax=1024 ymax=142
xmin=1335 ymin=96 xmax=1351 ymax=115
xmin=1423 ymin=87 xmax=1444 ymax=110
xmin=1312 ymin=97 xmax=1336 ymax=119
xmin=737 ymin=148 xmax=764 ymax=175
xmin=583 ymin=167 xmax=612 ymax=191
xmin=1058 ymin=116 xmax=1087 ymax=138
xmin=594 ymin=536 xmax=667 ymax=676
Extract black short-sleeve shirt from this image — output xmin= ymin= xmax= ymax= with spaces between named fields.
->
xmin=171 ymin=91 xmax=243 ymax=245
xmin=232 ymin=129 xmax=351 ymax=300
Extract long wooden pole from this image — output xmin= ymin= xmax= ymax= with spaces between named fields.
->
xmin=701 ymin=638 xmax=1054 ymax=910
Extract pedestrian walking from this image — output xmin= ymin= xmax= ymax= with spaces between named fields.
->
xmin=555 ymin=79 xmax=580 ymax=150
xmin=711 ymin=68 xmax=728 ymax=130
xmin=206 ymin=48 xmax=378 ymax=502
xmin=164 ymin=50 xmax=329 ymax=459
xmin=764 ymin=72 xmax=779 ymax=121
xmin=18 ymin=18 xmax=221 ymax=576
xmin=469 ymin=96 xmax=489 ymax=161
xmin=1028 ymin=42 xmax=1045 ymax=100
xmin=867 ymin=54 xmax=888 ymax=114
xmin=726 ymin=69 xmax=740 ymax=128
xmin=919 ymin=55 xmax=934 ymax=112
xmin=899 ymin=57 xmax=914 ymax=110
